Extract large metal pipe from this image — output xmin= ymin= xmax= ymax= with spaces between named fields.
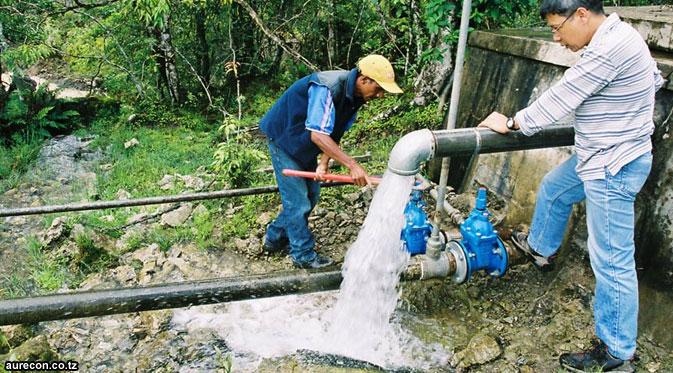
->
xmin=0 ymin=182 xmax=350 ymax=218
xmin=0 ymin=241 xmax=533 ymax=326
xmin=387 ymin=129 xmax=435 ymax=175
xmin=434 ymin=125 xmax=575 ymax=157
xmin=0 ymin=271 xmax=344 ymax=326
xmin=0 ymin=263 xmax=447 ymax=326
xmin=388 ymin=125 xmax=575 ymax=175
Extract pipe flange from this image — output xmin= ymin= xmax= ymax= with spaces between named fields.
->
xmin=447 ymin=240 xmax=468 ymax=284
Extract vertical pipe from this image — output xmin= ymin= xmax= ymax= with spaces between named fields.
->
xmin=429 ymin=0 xmax=473 ymax=258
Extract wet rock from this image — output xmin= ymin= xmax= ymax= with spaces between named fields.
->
xmin=519 ymin=365 xmax=535 ymax=373
xmin=132 ymin=243 xmax=166 ymax=284
xmin=344 ymin=192 xmax=360 ymax=203
xmin=79 ymin=273 xmax=115 ymax=290
xmin=6 ymin=216 xmax=27 ymax=226
xmin=192 ymin=204 xmax=208 ymax=217
xmin=157 ymin=174 xmax=175 ymax=189
xmin=116 ymin=189 xmax=131 ymax=200
xmin=0 ymin=325 xmax=35 ymax=349
xmin=179 ymin=175 xmax=205 ymax=190
xmin=112 ymin=265 xmax=137 ymax=285
xmin=126 ymin=213 xmax=148 ymax=225
xmin=256 ymin=211 xmax=273 ymax=226
xmin=137 ymin=310 xmax=172 ymax=338
xmin=42 ymin=216 xmax=69 ymax=246
xmin=160 ymin=204 xmax=193 ymax=227
xmin=124 ymin=138 xmax=140 ymax=149
xmin=234 ymin=238 xmax=248 ymax=252
xmin=5 ymin=335 xmax=59 ymax=361
xmin=3 ymin=188 xmax=18 ymax=197
xmin=132 ymin=330 xmax=183 ymax=371
xmin=116 ymin=226 xmax=147 ymax=252
xmin=34 ymin=135 xmax=101 ymax=181
xmin=450 ymin=333 xmax=502 ymax=369
xmin=50 ymin=241 xmax=79 ymax=263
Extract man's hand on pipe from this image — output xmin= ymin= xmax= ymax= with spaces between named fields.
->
xmin=348 ymin=162 xmax=370 ymax=187
xmin=478 ymin=111 xmax=510 ymax=134
xmin=315 ymin=163 xmax=328 ymax=181
xmin=314 ymin=154 xmax=329 ymax=181
xmin=310 ymin=131 xmax=372 ymax=186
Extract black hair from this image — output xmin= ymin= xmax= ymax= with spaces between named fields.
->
xmin=540 ymin=0 xmax=604 ymax=18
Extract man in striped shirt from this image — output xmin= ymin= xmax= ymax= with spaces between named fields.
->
xmin=478 ymin=0 xmax=664 ymax=371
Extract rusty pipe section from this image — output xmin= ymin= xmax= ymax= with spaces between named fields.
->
xmin=387 ymin=125 xmax=575 ymax=176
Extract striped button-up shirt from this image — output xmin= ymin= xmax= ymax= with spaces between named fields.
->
xmin=515 ymin=13 xmax=664 ymax=181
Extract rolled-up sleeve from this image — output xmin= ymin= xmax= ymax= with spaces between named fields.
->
xmin=305 ymin=84 xmax=335 ymax=135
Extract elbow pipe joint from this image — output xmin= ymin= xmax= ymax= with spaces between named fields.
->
xmin=387 ymin=129 xmax=436 ymax=175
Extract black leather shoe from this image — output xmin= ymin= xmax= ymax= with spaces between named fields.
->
xmin=559 ymin=339 xmax=634 ymax=372
xmin=293 ymin=254 xmax=334 ymax=269
xmin=263 ymin=240 xmax=289 ymax=254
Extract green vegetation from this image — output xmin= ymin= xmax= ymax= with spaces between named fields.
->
xmin=25 ymin=236 xmax=68 ymax=293
xmin=3 ymin=0 xmax=666 ymax=299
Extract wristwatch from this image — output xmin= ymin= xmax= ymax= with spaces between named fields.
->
xmin=506 ymin=117 xmax=517 ymax=131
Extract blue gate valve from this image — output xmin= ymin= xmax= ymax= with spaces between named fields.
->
xmin=452 ymin=187 xmax=508 ymax=282
xmin=401 ymin=188 xmax=432 ymax=256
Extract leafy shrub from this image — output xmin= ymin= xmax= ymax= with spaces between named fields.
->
xmin=212 ymin=141 xmax=266 ymax=188
xmin=211 ymin=117 xmax=266 ymax=188
xmin=0 ymin=85 xmax=79 ymax=145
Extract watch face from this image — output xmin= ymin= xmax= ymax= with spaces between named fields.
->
xmin=506 ymin=118 xmax=514 ymax=129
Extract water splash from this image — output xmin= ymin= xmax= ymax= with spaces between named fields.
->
xmin=172 ymin=171 xmax=451 ymax=370
xmin=318 ymin=171 xmax=415 ymax=364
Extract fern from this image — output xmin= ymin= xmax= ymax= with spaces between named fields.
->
xmin=0 ymin=84 xmax=79 ymax=145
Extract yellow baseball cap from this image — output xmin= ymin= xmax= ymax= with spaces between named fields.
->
xmin=357 ymin=54 xmax=403 ymax=94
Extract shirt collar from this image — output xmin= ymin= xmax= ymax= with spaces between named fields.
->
xmin=590 ymin=13 xmax=620 ymax=47
xmin=346 ymin=68 xmax=358 ymax=101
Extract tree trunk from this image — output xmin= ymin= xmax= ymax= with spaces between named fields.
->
xmin=152 ymin=14 xmax=181 ymax=105
xmin=235 ymin=0 xmax=318 ymax=71
xmin=195 ymin=6 xmax=210 ymax=87
xmin=413 ymin=28 xmax=453 ymax=108
xmin=269 ymin=0 xmax=287 ymax=74
xmin=0 ymin=20 xmax=8 ymax=101
xmin=326 ymin=0 xmax=336 ymax=69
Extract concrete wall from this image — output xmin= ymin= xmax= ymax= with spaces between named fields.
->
xmin=451 ymin=12 xmax=673 ymax=284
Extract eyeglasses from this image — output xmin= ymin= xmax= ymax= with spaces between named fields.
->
xmin=550 ymin=10 xmax=576 ymax=33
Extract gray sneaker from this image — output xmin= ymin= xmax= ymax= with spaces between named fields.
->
xmin=511 ymin=229 xmax=556 ymax=272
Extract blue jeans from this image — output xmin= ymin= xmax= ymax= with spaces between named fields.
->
xmin=527 ymin=153 xmax=652 ymax=360
xmin=265 ymin=141 xmax=320 ymax=263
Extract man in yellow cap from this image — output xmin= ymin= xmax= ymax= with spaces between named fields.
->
xmin=259 ymin=54 xmax=403 ymax=269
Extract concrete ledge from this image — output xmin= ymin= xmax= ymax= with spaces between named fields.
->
xmin=607 ymin=6 xmax=673 ymax=52
xmin=469 ymin=30 xmax=580 ymax=68
xmin=469 ymin=30 xmax=673 ymax=91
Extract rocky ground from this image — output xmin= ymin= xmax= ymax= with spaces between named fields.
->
xmin=1 ymin=135 xmax=673 ymax=372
